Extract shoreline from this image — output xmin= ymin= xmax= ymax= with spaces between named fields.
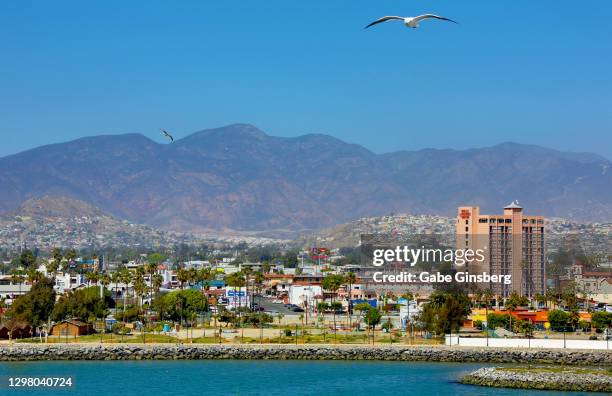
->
xmin=460 ymin=367 xmax=612 ymax=392
xmin=0 ymin=344 xmax=611 ymax=364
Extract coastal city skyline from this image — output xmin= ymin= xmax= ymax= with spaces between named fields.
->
xmin=1 ymin=1 xmax=611 ymax=394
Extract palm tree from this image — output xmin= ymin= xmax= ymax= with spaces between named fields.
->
xmin=188 ymin=267 xmax=199 ymax=286
xmin=533 ymin=293 xmax=546 ymax=309
xmin=85 ymin=271 xmax=99 ymax=287
xmin=26 ymin=268 xmax=43 ymax=285
xmin=144 ymin=262 xmax=158 ymax=318
xmin=242 ymin=267 xmax=253 ymax=311
xmin=474 ymin=291 xmax=483 ymax=309
xmin=483 ymin=289 xmax=494 ymax=331
xmin=322 ymin=274 xmax=344 ymax=342
xmin=299 ymin=313 xmax=305 ymax=342
xmin=10 ymin=271 xmax=25 ymax=296
xmin=429 ymin=292 xmax=447 ymax=309
xmin=177 ymin=268 xmax=190 ymax=290
xmin=119 ymin=269 xmax=133 ymax=332
xmin=345 ymin=272 xmax=356 ymax=331
xmin=133 ymin=270 xmax=147 ymax=330
xmin=276 ymin=313 xmax=284 ymax=343
xmin=0 ymin=298 xmax=6 ymax=324
xmin=100 ymin=273 xmax=110 ymax=288
xmin=111 ymin=271 xmax=122 ymax=316
xmin=198 ymin=267 xmax=213 ymax=285
xmin=483 ymin=289 xmax=494 ymax=308
xmin=505 ymin=299 xmax=518 ymax=332
xmin=152 ymin=274 xmax=163 ymax=294
xmin=253 ymin=271 xmax=265 ymax=316
xmin=47 ymin=248 xmax=62 ymax=279
xmin=549 ymin=289 xmax=562 ymax=309
xmin=224 ymin=272 xmax=246 ymax=310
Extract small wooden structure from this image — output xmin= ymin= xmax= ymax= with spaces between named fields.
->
xmin=0 ymin=325 xmax=32 ymax=339
xmin=50 ymin=319 xmax=93 ymax=337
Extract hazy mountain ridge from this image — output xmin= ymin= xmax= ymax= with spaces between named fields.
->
xmin=0 ymin=123 xmax=611 ymax=235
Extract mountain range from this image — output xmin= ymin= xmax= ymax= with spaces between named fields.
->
xmin=1 ymin=123 xmax=611 ymax=236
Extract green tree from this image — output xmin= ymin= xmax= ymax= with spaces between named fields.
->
xmin=548 ymin=309 xmax=571 ymax=332
xmin=64 ymin=249 xmax=77 ymax=262
xmin=147 ymin=253 xmax=167 ymax=264
xmin=85 ymin=271 xmax=99 ymax=287
xmin=7 ymin=277 xmax=56 ymax=327
xmin=514 ymin=319 xmax=535 ymax=337
xmin=161 ymin=289 xmax=208 ymax=323
xmin=506 ymin=291 xmax=529 ymax=308
xmin=322 ymin=274 xmax=345 ymax=338
xmin=47 ymin=248 xmax=62 ymax=277
xmin=51 ymin=286 xmax=115 ymax=322
xmin=591 ymin=312 xmax=612 ymax=331
xmin=486 ymin=313 xmax=510 ymax=330
xmin=364 ymin=306 xmax=382 ymax=330
xmin=381 ymin=318 xmax=393 ymax=332
xmin=418 ymin=291 xmax=469 ymax=335
xmin=345 ymin=272 xmax=357 ymax=330
xmin=19 ymin=249 xmax=37 ymax=270
xmin=244 ymin=312 xmax=273 ymax=328
xmin=534 ymin=293 xmax=546 ymax=309
xmin=26 ymin=268 xmax=43 ymax=285
xmin=217 ymin=309 xmax=237 ymax=327
xmin=177 ymin=268 xmax=190 ymax=290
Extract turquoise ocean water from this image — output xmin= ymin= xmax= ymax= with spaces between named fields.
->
xmin=0 ymin=360 xmax=596 ymax=395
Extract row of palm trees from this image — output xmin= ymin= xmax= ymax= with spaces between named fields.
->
xmin=471 ymin=289 xmax=584 ymax=311
xmin=176 ymin=267 xmax=214 ymax=290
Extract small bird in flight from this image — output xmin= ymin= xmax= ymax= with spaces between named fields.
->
xmin=365 ymin=14 xmax=458 ymax=30
xmin=160 ymin=128 xmax=174 ymax=143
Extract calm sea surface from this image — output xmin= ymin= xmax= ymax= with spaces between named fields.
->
xmin=0 ymin=360 xmax=595 ymax=395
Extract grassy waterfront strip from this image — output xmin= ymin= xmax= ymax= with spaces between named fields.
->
xmin=460 ymin=366 xmax=612 ymax=392
xmin=0 ymin=344 xmax=611 ymax=364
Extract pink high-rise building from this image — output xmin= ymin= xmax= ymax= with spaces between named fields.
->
xmin=456 ymin=201 xmax=545 ymax=297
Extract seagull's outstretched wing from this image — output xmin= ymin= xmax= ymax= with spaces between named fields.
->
xmin=160 ymin=128 xmax=174 ymax=142
xmin=413 ymin=14 xmax=458 ymax=24
xmin=364 ymin=16 xmax=404 ymax=29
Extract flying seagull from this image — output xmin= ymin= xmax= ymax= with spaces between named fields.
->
xmin=160 ymin=128 xmax=174 ymax=143
xmin=365 ymin=14 xmax=458 ymax=30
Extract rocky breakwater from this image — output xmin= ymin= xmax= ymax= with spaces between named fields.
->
xmin=0 ymin=345 xmax=612 ymax=364
xmin=461 ymin=367 xmax=612 ymax=392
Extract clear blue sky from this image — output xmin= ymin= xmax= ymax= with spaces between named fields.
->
xmin=1 ymin=0 xmax=611 ymax=158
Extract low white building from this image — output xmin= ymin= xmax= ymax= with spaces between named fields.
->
xmin=0 ymin=275 xmax=31 ymax=304
xmin=53 ymin=272 xmax=86 ymax=294
xmin=289 ymin=285 xmax=322 ymax=307
xmin=183 ymin=260 xmax=210 ymax=269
